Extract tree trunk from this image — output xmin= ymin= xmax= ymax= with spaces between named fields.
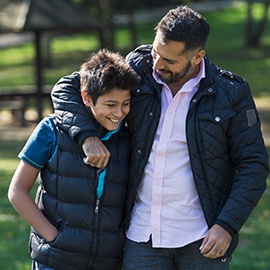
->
xmin=246 ymin=0 xmax=270 ymax=48
xmin=127 ymin=0 xmax=137 ymax=48
xmin=98 ymin=0 xmax=115 ymax=50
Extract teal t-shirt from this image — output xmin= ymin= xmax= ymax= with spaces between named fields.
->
xmin=19 ymin=116 xmax=122 ymax=199
xmin=19 ymin=115 xmax=122 ymax=170
xmin=19 ymin=117 xmax=57 ymax=169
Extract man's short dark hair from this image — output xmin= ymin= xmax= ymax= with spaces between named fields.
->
xmin=155 ymin=5 xmax=210 ymax=52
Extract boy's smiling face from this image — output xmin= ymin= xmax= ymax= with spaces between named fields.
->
xmin=82 ymin=87 xmax=130 ymax=131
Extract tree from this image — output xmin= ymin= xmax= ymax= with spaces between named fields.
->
xmin=70 ymin=0 xmax=115 ymax=49
xmin=97 ymin=0 xmax=115 ymax=49
xmin=246 ymin=0 xmax=270 ymax=47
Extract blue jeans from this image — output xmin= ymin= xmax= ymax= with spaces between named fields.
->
xmin=123 ymin=238 xmax=231 ymax=270
xmin=32 ymin=261 xmax=54 ymax=270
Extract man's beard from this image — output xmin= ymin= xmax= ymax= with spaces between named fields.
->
xmin=157 ymin=61 xmax=192 ymax=84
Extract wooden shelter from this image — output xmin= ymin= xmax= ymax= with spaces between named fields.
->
xmin=0 ymin=0 xmax=105 ymax=122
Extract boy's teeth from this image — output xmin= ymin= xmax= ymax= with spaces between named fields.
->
xmin=110 ymin=118 xmax=119 ymax=123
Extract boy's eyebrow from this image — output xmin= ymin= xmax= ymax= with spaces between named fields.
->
xmin=104 ymin=99 xmax=117 ymax=102
xmin=104 ymin=98 xmax=131 ymax=103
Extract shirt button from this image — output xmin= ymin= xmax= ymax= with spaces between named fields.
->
xmin=208 ymin=88 xmax=213 ymax=93
xmin=192 ymin=98 xmax=197 ymax=103
xmin=137 ymin=149 xmax=142 ymax=154
xmin=149 ymin=112 xmax=153 ymax=117
xmin=136 ymin=89 xmax=140 ymax=93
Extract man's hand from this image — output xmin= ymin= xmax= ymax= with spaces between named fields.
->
xmin=199 ymin=224 xmax=232 ymax=259
xmin=82 ymin=136 xmax=110 ymax=169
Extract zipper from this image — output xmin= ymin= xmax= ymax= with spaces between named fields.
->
xmin=88 ymin=190 xmax=102 ymax=269
xmin=94 ymin=199 xmax=100 ymax=214
xmin=94 ymin=169 xmax=106 ymax=214
xmin=37 ymin=238 xmax=45 ymax=251
xmin=88 ymin=131 xmax=113 ymax=268
xmin=93 ymin=127 xmax=117 ymax=216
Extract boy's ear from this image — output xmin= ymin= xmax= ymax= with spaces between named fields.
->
xmin=81 ymin=89 xmax=93 ymax=107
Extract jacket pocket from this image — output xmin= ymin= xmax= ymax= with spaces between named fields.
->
xmin=197 ymin=109 xmax=235 ymax=159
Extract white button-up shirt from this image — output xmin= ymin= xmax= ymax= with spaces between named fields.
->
xmin=126 ymin=60 xmax=209 ymax=248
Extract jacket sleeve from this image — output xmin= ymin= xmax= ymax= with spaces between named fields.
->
xmin=51 ymin=72 xmax=100 ymax=146
xmin=216 ymin=80 xmax=269 ymax=233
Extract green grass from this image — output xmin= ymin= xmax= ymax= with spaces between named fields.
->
xmin=229 ymin=180 xmax=270 ymax=270
xmin=0 ymin=3 xmax=270 ymax=269
xmin=204 ymin=4 xmax=270 ymax=97
xmin=0 ymin=136 xmax=32 ymax=270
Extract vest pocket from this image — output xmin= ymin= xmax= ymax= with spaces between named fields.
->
xmin=29 ymin=233 xmax=50 ymax=265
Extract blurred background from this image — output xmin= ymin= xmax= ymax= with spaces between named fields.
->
xmin=0 ymin=0 xmax=269 ymax=269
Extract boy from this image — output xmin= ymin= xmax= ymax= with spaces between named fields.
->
xmin=8 ymin=49 xmax=139 ymax=270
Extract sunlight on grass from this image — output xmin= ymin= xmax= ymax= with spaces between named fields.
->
xmin=0 ymin=219 xmax=32 ymax=270
xmin=205 ymin=5 xmax=246 ymax=25
xmin=0 ymin=67 xmax=35 ymax=86
xmin=0 ymin=44 xmax=34 ymax=67
xmin=203 ymin=4 xmax=270 ymax=98
xmin=230 ymin=178 xmax=270 ymax=270
xmin=250 ymin=2 xmax=270 ymax=21
xmin=0 ymin=159 xmax=19 ymax=171
xmin=51 ymin=33 xmax=99 ymax=53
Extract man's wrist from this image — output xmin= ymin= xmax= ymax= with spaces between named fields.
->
xmin=77 ymin=131 xmax=100 ymax=147
xmin=214 ymin=219 xmax=236 ymax=237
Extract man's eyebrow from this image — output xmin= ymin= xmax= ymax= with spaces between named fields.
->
xmin=152 ymin=48 xmax=177 ymax=63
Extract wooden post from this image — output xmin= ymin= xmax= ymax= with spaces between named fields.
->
xmin=34 ymin=31 xmax=43 ymax=121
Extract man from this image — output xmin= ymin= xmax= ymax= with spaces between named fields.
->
xmin=51 ymin=6 xmax=269 ymax=269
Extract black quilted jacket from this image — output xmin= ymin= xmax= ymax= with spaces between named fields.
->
xmin=51 ymin=45 xmax=269 ymax=259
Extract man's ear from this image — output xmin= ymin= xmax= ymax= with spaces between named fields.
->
xmin=81 ymin=89 xmax=93 ymax=107
xmin=193 ymin=49 xmax=206 ymax=65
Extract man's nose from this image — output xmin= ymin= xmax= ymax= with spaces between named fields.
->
xmin=153 ymin=54 xmax=163 ymax=70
